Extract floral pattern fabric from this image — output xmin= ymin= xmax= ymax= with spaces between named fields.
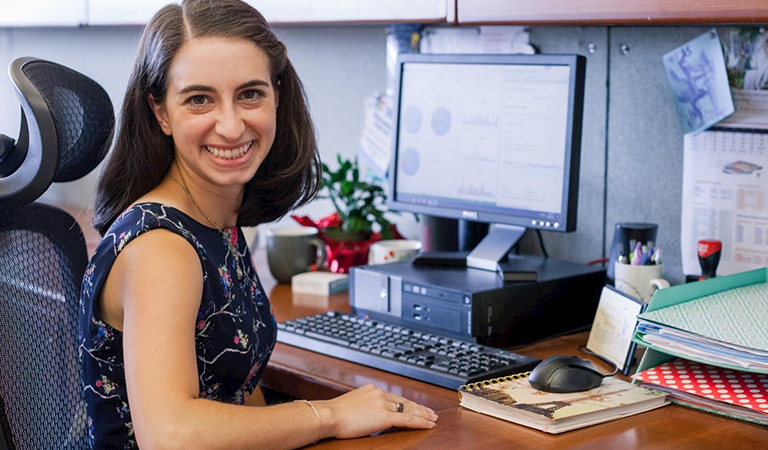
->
xmin=78 ymin=202 xmax=276 ymax=449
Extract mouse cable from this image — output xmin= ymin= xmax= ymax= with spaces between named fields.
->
xmin=577 ymin=345 xmax=620 ymax=377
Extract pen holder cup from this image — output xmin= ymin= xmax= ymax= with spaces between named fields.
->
xmin=614 ymin=262 xmax=670 ymax=303
xmin=607 ymin=222 xmax=658 ymax=281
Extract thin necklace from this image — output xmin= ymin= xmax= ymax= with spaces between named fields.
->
xmin=167 ymin=172 xmax=244 ymax=279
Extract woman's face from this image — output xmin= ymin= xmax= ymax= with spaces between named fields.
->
xmin=150 ymin=36 xmax=278 ymax=191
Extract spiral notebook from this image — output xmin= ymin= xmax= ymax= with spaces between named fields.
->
xmin=458 ymin=372 xmax=668 ymax=434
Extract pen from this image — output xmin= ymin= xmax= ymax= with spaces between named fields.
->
xmin=615 ymin=243 xmax=629 ymax=265
xmin=651 ymin=246 xmax=662 ymax=265
xmin=631 ymin=242 xmax=643 ymax=265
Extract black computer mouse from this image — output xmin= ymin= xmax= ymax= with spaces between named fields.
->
xmin=528 ymin=355 xmax=605 ymax=393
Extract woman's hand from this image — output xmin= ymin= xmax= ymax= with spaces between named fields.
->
xmin=315 ymin=384 xmax=438 ymax=439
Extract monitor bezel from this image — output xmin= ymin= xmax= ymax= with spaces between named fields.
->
xmin=387 ymin=53 xmax=586 ymax=233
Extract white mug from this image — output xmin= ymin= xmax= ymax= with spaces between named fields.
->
xmin=368 ymin=239 xmax=422 ymax=265
xmin=614 ymin=262 xmax=670 ymax=303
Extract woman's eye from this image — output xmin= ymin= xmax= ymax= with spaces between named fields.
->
xmin=241 ymin=90 xmax=263 ymax=101
xmin=186 ymin=95 xmax=209 ymax=107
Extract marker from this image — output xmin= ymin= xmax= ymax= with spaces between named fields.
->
xmin=651 ymin=246 xmax=662 ymax=265
xmin=615 ymin=242 xmax=628 ymax=264
xmin=646 ymin=241 xmax=655 ymax=265
xmin=631 ymin=241 xmax=643 ymax=265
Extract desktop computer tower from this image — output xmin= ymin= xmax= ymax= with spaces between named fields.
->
xmin=350 ymin=256 xmax=605 ymax=348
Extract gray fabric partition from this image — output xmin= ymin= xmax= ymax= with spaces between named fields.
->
xmin=528 ymin=26 xmax=731 ymax=285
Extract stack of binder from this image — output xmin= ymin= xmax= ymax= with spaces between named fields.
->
xmin=631 ymin=268 xmax=768 ymax=425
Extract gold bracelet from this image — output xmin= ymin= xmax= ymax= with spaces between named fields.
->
xmin=296 ymin=399 xmax=322 ymax=444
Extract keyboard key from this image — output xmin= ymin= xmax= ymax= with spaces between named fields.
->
xmin=304 ymin=331 xmax=350 ymax=347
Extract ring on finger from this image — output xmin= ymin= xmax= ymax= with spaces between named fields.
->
xmin=395 ymin=401 xmax=404 ymax=413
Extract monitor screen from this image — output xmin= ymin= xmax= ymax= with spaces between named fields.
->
xmin=388 ymin=53 xmax=586 ymax=233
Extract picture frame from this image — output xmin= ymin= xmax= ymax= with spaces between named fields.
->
xmin=586 ymin=285 xmax=647 ymax=375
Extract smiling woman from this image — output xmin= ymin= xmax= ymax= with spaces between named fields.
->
xmin=79 ymin=1 xmax=437 ymax=449
xmin=147 ymin=36 xmax=278 ymax=213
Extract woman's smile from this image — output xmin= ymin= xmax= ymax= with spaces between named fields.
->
xmin=204 ymin=140 xmax=254 ymax=160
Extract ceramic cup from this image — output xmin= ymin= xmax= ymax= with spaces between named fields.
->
xmin=368 ymin=239 xmax=422 ymax=265
xmin=614 ymin=262 xmax=670 ymax=303
xmin=266 ymin=227 xmax=326 ymax=284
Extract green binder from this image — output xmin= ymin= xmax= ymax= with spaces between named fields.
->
xmin=634 ymin=267 xmax=768 ymax=373
xmin=632 ymin=268 xmax=768 ymax=425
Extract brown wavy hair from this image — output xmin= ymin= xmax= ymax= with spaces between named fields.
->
xmin=93 ymin=0 xmax=321 ymax=235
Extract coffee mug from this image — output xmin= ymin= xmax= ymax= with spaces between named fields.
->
xmin=266 ymin=227 xmax=327 ymax=284
xmin=614 ymin=262 xmax=670 ymax=303
xmin=368 ymin=239 xmax=422 ymax=265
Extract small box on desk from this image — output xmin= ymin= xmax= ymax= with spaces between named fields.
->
xmin=291 ymin=272 xmax=349 ymax=296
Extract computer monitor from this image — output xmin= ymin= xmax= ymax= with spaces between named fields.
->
xmin=387 ymin=53 xmax=586 ymax=274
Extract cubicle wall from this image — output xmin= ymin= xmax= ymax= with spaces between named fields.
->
xmin=604 ymin=27 xmax=714 ymax=285
xmin=0 ymin=23 xmax=741 ymax=284
xmin=522 ymin=25 xmax=718 ymax=285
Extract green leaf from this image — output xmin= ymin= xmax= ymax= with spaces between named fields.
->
xmin=320 ymin=153 xmax=398 ymax=237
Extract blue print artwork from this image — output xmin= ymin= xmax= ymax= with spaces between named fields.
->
xmin=663 ymin=29 xmax=735 ymax=134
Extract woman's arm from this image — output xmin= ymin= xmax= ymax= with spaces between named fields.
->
xmin=104 ymin=230 xmax=437 ymax=450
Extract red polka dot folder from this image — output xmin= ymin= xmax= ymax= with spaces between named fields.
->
xmin=632 ymin=358 xmax=768 ymax=425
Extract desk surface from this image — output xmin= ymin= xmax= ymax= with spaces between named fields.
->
xmin=252 ymin=253 xmax=768 ymax=450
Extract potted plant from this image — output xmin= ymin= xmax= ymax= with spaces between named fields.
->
xmin=293 ymin=155 xmax=402 ymax=272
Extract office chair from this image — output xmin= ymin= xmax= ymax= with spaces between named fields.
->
xmin=0 ymin=57 xmax=114 ymax=450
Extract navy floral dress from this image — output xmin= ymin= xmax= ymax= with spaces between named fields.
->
xmin=78 ymin=202 xmax=276 ymax=449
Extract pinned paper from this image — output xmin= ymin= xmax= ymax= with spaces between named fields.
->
xmin=357 ymin=93 xmax=394 ymax=180
xmin=662 ymin=29 xmax=734 ymax=134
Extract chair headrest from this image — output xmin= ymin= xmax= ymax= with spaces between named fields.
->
xmin=0 ymin=57 xmax=115 ymax=206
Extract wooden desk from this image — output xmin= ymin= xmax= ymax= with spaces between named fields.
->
xmin=253 ymin=254 xmax=768 ymax=450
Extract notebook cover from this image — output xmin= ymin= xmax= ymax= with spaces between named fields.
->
xmin=633 ymin=358 xmax=768 ymax=426
xmin=458 ymin=373 xmax=667 ymax=434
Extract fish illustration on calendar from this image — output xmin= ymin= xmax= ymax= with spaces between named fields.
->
xmin=722 ymin=160 xmax=763 ymax=174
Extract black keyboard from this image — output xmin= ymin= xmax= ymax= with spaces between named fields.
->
xmin=276 ymin=311 xmax=541 ymax=390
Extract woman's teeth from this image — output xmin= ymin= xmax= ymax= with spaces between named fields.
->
xmin=205 ymin=141 xmax=252 ymax=160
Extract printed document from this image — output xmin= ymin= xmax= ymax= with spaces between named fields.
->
xmin=681 ymin=130 xmax=768 ymax=275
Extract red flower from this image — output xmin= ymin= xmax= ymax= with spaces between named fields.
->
xmin=234 ymin=336 xmax=240 ymax=344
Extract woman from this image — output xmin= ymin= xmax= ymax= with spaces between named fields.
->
xmin=79 ymin=0 xmax=437 ymax=448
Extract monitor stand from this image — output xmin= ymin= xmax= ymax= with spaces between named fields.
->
xmin=413 ymin=224 xmax=538 ymax=281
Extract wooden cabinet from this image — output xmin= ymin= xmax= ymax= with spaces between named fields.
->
xmin=253 ymin=0 xmax=454 ymax=25
xmin=85 ymin=0 xmax=454 ymax=26
xmin=457 ymin=0 xmax=768 ymax=25
xmin=4 ymin=0 xmax=764 ymax=29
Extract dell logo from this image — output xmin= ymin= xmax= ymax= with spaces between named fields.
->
xmin=462 ymin=210 xmax=478 ymax=220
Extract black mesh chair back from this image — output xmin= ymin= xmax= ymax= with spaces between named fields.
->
xmin=0 ymin=57 xmax=114 ymax=450
xmin=0 ymin=57 xmax=114 ymax=205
